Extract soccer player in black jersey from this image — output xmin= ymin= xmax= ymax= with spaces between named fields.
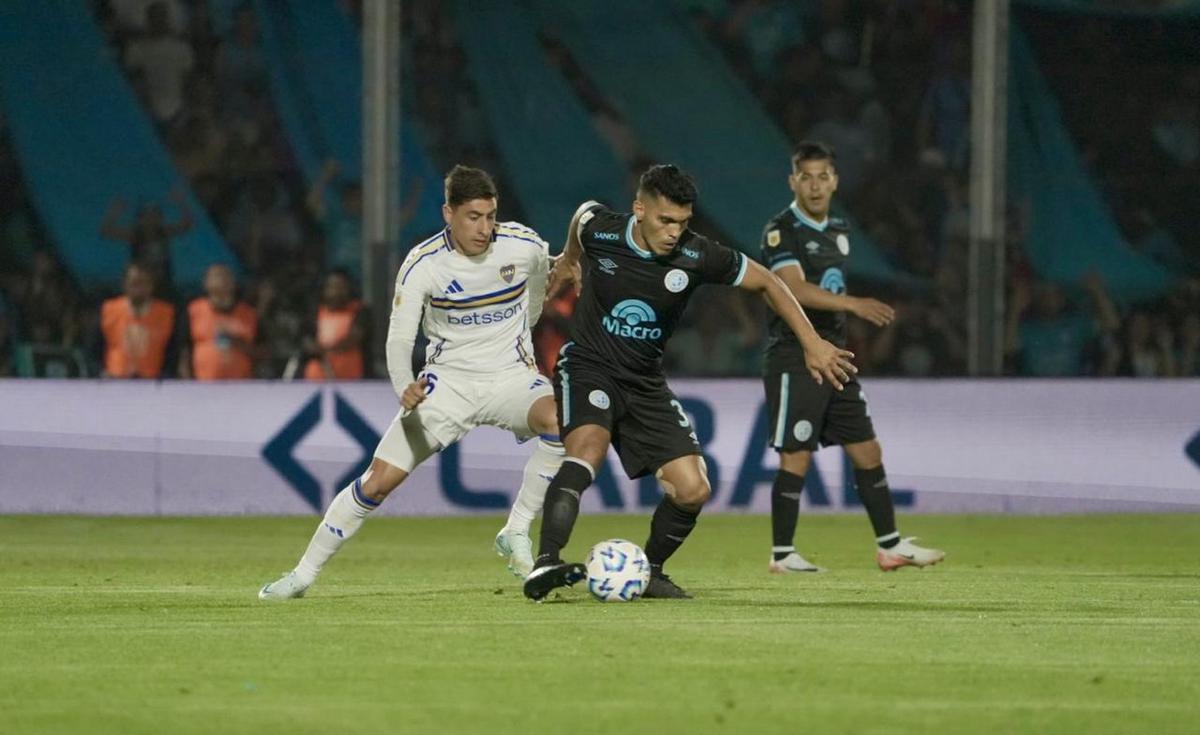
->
xmin=522 ymin=164 xmax=856 ymax=601
xmin=760 ymin=141 xmax=944 ymax=574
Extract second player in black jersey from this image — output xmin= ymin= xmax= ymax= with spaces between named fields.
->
xmin=759 ymin=141 xmax=944 ymax=575
xmin=524 ymin=164 xmax=856 ymax=601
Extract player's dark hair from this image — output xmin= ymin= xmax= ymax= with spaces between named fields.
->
xmin=791 ymin=141 xmax=836 ymax=171
xmin=444 ymin=165 xmax=497 ymax=208
xmin=637 ymin=164 xmax=697 ymax=206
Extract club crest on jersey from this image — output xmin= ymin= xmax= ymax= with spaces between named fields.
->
xmin=664 ymin=269 xmax=689 ymax=293
xmin=766 ymin=229 xmax=781 ymax=248
xmin=837 ymin=234 xmax=850 ymax=255
xmin=500 ymin=264 xmax=515 ymax=283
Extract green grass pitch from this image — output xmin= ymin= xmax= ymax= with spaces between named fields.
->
xmin=2 ymin=514 xmax=1198 ymax=734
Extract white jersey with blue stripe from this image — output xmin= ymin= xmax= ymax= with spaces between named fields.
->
xmin=388 ymin=222 xmax=550 ymax=381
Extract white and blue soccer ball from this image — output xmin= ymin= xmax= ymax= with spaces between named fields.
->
xmin=585 ymin=538 xmax=651 ymax=602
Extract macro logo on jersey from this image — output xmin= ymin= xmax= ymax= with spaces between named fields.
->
xmin=500 ymin=264 xmax=515 ymax=283
xmin=602 ymin=299 xmax=663 ymax=340
xmin=820 ymin=268 xmax=845 ymax=294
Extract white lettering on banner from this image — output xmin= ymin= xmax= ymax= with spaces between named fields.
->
xmin=0 ymin=380 xmax=1197 ymax=515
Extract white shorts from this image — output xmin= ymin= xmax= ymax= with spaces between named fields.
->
xmin=373 ymin=367 xmax=554 ymax=472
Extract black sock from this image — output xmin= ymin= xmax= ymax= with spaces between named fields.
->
xmin=770 ymin=469 xmax=806 ymax=561
xmin=535 ymin=459 xmax=594 ymax=563
xmin=644 ymin=496 xmax=701 ymax=572
xmin=855 ymin=465 xmax=899 ymax=548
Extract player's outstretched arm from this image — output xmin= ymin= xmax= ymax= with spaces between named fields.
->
xmin=773 ymin=263 xmax=894 ymax=326
xmin=739 ymin=259 xmax=856 ymax=390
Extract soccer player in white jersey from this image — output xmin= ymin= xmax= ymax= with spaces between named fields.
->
xmin=259 ymin=165 xmax=563 ymax=599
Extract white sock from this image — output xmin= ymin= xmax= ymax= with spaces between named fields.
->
xmin=504 ymin=437 xmax=565 ymax=535
xmin=294 ymin=478 xmax=378 ymax=585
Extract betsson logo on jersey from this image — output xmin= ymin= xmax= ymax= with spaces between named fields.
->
xmin=447 ymin=303 xmax=523 ymax=326
xmin=602 ymin=299 xmax=663 ymax=340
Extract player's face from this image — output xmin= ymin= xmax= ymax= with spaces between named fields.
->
xmin=124 ymin=268 xmax=153 ymax=304
xmin=444 ymin=198 xmax=498 ymax=257
xmin=633 ymin=194 xmax=692 ymax=256
xmin=323 ymin=274 xmax=350 ymax=307
xmin=204 ymin=266 xmax=236 ymax=310
xmin=789 ymin=159 xmax=838 ymax=220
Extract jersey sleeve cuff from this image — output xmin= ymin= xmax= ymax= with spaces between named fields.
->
xmin=731 ymin=252 xmax=749 ymax=286
xmin=769 ymin=258 xmax=800 ymax=272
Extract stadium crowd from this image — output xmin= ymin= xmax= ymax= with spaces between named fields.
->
xmin=0 ymin=0 xmax=1196 ymax=380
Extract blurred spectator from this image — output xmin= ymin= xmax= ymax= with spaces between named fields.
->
xmin=179 ymin=264 xmax=257 ymax=379
xmin=14 ymin=251 xmax=81 ymax=349
xmin=109 ymin=0 xmax=188 ymax=35
xmin=100 ymin=187 xmax=194 ymax=293
xmin=1005 ymin=273 xmax=1120 ymax=377
xmin=666 ymin=290 xmax=763 ymax=377
xmin=916 ymin=38 xmax=970 ymax=172
xmin=303 ymin=270 xmax=368 ymax=380
xmin=807 ymin=87 xmax=875 ymax=194
xmin=122 ymin=1 xmax=195 ymax=123
xmin=100 ymin=263 xmax=176 ymax=378
xmin=0 ymin=289 xmax=14 ymax=377
xmin=306 ymin=159 xmax=364 ymax=280
xmin=229 ymin=177 xmax=304 ymax=271
xmin=1151 ymin=73 xmax=1200 ymax=168
xmin=215 ymin=4 xmax=268 ymax=120
xmin=1177 ymin=313 xmax=1200 ymax=377
xmin=1116 ymin=311 xmax=1177 ymax=378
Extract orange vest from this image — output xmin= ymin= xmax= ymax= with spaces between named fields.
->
xmin=101 ymin=296 xmax=175 ymax=378
xmin=534 ymin=291 xmax=577 ymax=374
xmin=188 ymin=298 xmax=257 ymax=380
xmin=304 ymin=300 xmax=364 ymax=380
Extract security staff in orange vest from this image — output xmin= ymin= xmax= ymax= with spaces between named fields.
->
xmin=303 ymin=269 xmax=368 ymax=380
xmin=100 ymin=263 xmax=176 ymax=378
xmin=179 ymin=264 xmax=258 ymax=380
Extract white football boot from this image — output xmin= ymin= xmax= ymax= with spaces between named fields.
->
xmin=876 ymin=537 xmax=945 ymax=571
xmin=494 ymin=528 xmax=535 ymax=579
xmin=258 ymin=570 xmax=310 ymax=600
xmin=768 ymin=551 xmax=826 ymax=574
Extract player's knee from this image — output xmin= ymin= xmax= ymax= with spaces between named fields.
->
xmin=360 ymin=463 xmax=407 ymax=502
xmin=673 ymin=477 xmax=711 ymax=508
xmin=848 ymin=440 xmax=882 ymax=469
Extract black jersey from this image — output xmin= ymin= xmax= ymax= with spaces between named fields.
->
xmin=760 ymin=204 xmax=851 ymax=371
xmin=568 ymin=203 xmax=748 ymax=374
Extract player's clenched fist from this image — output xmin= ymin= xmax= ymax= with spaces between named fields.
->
xmin=400 ymin=376 xmax=430 ymax=412
xmin=804 ymin=339 xmax=856 ymax=391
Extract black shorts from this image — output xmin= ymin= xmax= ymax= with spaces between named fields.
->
xmin=555 ymin=353 xmax=699 ymax=479
xmin=762 ymin=372 xmax=875 ymax=452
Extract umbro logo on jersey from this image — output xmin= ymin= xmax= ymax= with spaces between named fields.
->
xmin=805 ymin=241 xmax=821 ymax=253
xmin=594 ymin=232 xmax=621 ymax=241
xmin=445 ymin=280 xmax=465 ymax=294
xmin=598 ymin=258 xmax=618 ymax=275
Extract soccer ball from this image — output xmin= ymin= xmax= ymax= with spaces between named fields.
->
xmin=585 ymin=539 xmax=651 ymax=602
